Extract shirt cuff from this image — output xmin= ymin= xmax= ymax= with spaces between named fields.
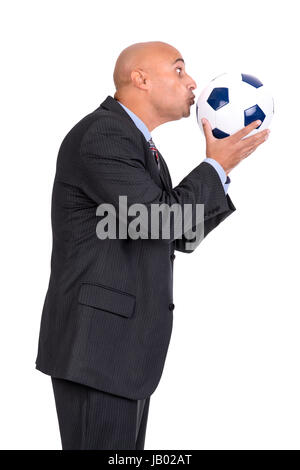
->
xmin=202 ymin=158 xmax=231 ymax=194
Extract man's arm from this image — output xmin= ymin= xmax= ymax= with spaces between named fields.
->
xmin=78 ymin=116 xmax=236 ymax=246
xmin=174 ymin=191 xmax=235 ymax=253
xmin=174 ymin=158 xmax=234 ymax=253
xmin=203 ymin=157 xmax=231 ymax=195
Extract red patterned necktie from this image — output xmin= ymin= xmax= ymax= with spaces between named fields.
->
xmin=148 ymin=137 xmax=161 ymax=171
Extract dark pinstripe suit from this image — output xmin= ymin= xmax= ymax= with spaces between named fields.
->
xmin=35 ymin=95 xmax=236 ymax=448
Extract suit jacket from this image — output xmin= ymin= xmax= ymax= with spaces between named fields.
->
xmin=35 ymin=95 xmax=236 ymax=399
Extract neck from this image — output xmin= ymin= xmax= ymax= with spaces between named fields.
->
xmin=114 ymin=93 xmax=168 ymax=132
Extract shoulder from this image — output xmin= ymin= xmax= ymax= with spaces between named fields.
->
xmin=83 ymin=110 xmax=136 ymax=138
xmin=80 ymin=109 xmax=145 ymax=159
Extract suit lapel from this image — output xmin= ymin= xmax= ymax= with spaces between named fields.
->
xmin=157 ymin=151 xmax=172 ymax=190
xmin=143 ymin=143 xmax=169 ymax=191
xmin=143 ymin=142 xmax=170 ymax=191
xmin=99 ymin=95 xmax=172 ymax=191
xmin=158 ymin=163 xmax=169 ymax=190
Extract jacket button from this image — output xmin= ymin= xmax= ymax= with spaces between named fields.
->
xmin=169 ymin=303 xmax=175 ymax=311
xmin=170 ymin=253 xmax=176 ymax=260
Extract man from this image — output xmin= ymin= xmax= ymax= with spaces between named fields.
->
xmin=35 ymin=41 xmax=270 ymax=450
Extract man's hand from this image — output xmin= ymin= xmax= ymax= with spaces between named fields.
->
xmin=202 ymin=118 xmax=271 ymax=176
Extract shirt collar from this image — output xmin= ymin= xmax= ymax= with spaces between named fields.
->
xmin=116 ymin=100 xmax=152 ymax=142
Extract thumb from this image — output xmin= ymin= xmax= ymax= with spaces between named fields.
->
xmin=201 ymin=118 xmax=214 ymax=142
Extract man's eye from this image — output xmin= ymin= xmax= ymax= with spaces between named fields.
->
xmin=176 ymin=67 xmax=182 ymax=74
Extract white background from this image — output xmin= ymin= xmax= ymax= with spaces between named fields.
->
xmin=1 ymin=0 xmax=299 ymax=450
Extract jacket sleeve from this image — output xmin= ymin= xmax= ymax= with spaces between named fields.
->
xmin=78 ymin=115 xmax=236 ymax=248
xmin=174 ymin=189 xmax=236 ymax=253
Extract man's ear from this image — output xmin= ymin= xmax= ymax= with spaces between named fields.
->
xmin=131 ymin=69 xmax=148 ymax=90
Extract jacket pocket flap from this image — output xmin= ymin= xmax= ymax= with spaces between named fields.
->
xmin=78 ymin=282 xmax=135 ymax=318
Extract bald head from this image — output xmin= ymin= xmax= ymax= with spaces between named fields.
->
xmin=113 ymin=41 xmax=178 ymax=97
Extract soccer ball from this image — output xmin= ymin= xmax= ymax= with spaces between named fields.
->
xmin=196 ymin=72 xmax=274 ymax=139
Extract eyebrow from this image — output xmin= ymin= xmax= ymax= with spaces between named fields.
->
xmin=172 ymin=58 xmax=185 ymax=65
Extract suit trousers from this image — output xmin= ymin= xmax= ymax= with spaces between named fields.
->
xmin=51 ymin=377 xmax=151 ymax=450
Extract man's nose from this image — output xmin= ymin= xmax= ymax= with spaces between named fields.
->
xmin=188 ymin=76 xmax=197 ymax=92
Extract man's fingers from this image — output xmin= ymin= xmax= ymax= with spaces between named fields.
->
xmin=232 ymin=120 xmax=263 ymax=142
xmin=201 ymin=118 xmax=214 ymax=143
xmin=242 ymin=136 xmax=268 ymax=158
xmin=242 ymin=129 xmax=270 ymax=149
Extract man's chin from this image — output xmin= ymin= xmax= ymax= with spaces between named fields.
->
xmin=182 ymin=107 xmax=191 ymax=118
